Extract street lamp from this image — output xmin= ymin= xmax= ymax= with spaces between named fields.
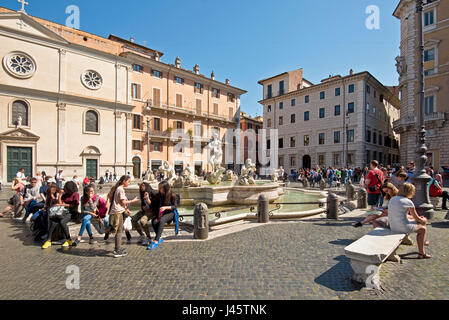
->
xmin=145 ymin=100 xmax=152 ymax=180
xmin=412 ymin=0 xmax=434 ymax=219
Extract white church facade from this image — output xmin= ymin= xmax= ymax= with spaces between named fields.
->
xmin=0 ymin=10 xmax=135 ymax=182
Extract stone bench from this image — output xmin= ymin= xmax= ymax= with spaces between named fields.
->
xmin=344 ymin=228 xmax=413 ymax=290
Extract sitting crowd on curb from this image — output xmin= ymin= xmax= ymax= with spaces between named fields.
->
xmin=1 ymin=171 xmax=180 ymax=259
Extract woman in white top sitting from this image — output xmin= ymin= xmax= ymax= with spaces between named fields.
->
xmin=388 ymin=183 xmax=431 ymax=259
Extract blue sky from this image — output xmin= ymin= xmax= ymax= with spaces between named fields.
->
xmin=3 ymin=0 xmax=401 ymax=117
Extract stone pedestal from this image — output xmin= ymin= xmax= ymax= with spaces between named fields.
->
xmin=194 ymin=203 xmax=209 ymax=240
xmin=357 ymin=188 xmax=368 ymax=209
xmin=346 ymin=183 xmax=356 ymax=201
xmin=349 ymin=260 xmax=381 ymax=290
xmin=258 ymin=194 xmax=270 ymax=223
xmin=327 ymin=193 xmax=339 ymax=220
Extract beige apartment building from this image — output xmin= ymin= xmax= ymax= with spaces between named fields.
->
xmin=240 ymin=112 xmax=263 ymax=173
xmin=393 ymin=0 xmax=449 ymax=171
xmin=0 ymin=6 xmax=246 ymax=182
xmin=110 ymin=36 xmax=246 ymax=177
xmin=259 ymin=69 xmax=401 ymax=172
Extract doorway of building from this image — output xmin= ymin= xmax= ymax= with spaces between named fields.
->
xmin=303 ymin=155 xmax=311 ymax=169
xmin=7 ymin=146 xmax=32 ymax=182
xmin=132 ymin=157 xmax=141 ymax=179
xmin=86 ymin=159 xmax=98 ymax=180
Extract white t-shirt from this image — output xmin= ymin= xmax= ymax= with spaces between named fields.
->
xmin=388 ymin=196 xmax=417 ymax=234
xmin=16 ymin=171 xmax=26 ymax=179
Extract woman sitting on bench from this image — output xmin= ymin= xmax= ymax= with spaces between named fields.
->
xmin=388 ymin=183 xmax=431 ymax=259
xmin=353 ymin=183 xmax=398 ymax=228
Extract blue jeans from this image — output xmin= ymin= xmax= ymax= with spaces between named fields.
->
xmin=23 ymin=200 xmax=38 ymax=221
xmin=78 ymin=214 xmax=93 ymax=237
xmin=57 ymin=181 xmax=63 ymax=189
xmin=328 ymin=178 xmax=333 ymax=188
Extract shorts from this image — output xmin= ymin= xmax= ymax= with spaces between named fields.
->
xmin=368 ymin=193 xmax=381 ymax=206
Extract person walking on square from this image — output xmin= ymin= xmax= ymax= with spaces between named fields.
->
xmin=107 ymin=176 xmax=139 ymax=258
xmin=56 ymin=170 xmax=64 ymax=189
xmin=365 ymin=160 xmax=384 ymax=211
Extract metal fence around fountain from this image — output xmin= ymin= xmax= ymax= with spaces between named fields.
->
xmin=178 ymin=200 xmax=326 ymax=221
xmin=178 ymin=205 xmax=257 ymax=222
xmin=266 ymin=201 xmax=326 ymax=216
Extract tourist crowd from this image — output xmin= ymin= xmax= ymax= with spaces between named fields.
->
xmin=0 ymin=170 xmax=180 ymax=258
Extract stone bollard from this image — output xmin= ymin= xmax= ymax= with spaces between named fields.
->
xmin=346 ymin=182 xmax=356 ymax=201
xmin=357 ymin=188 xmax=368 ymax=209
xmin=194 ymin=203 xmax=209 ymax=240
xmin=327 ymin=193 xmax=339 ymax=220
xmin=258 ymin=194 xmax=270 ymax=223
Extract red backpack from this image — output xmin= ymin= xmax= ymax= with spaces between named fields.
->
xmin=430 ymin=179 xmax=443 ymax=197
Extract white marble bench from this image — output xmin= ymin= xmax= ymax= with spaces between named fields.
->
xmin=344 ymin=228 xmax=413 ymax=290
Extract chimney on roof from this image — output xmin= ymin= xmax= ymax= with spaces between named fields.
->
xmin=349 ymin=69 xmax=354 ymax=76
xmin=175 ymin=56 xmax=181 ymax=68
xmin=211 ymin=71 xmax=215 ymax=80
xmin=155 ymin=52 xmax=160 ymax=62
xmin=130 ymin=37 xmax=135 ymax=43
xmin=225 ymin=78 xmax=230 ymax=85
xmin=193 ymin=64 xmax=200 ymax=75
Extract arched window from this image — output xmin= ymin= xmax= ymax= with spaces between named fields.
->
xmin=12 ymin=100 xmax=28 ymax=126
xmin=85 ymin=110 xmax=99 ymax=133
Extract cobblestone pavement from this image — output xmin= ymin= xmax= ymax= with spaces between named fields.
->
xmin=0 ymin=206 xmax=448 ymax=300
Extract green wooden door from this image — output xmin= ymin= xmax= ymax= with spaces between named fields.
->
xmin=7 ymin=147 xmax=32 ymax=182
xmin=86 ymin=159 xmax=98 ymax=179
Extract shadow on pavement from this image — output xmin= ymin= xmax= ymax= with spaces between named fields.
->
xmin=314 ymin=255 xmax=362 ymax=292
xmin=431 ymin=221 xmax=449 ymax=229
xmin=0 ymin=219 xmax=42 ymax=248
xmin=56 ymin=247 xmax=111 ymax=258
xmin=329 ymin=239 xmax=355 ymax=246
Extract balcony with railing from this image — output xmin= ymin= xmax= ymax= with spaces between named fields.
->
xmin=393 ymin=112 xmax=446 ymax=132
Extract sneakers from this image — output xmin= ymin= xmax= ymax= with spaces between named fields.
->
xmin=137 ymin=235 xmax=146 ymax=244
xmin=113 ymin=248 xmax=128 ymax=258
xmin=41 ymin=240 xmax=51 ymax=249
xmin=147 ymin=241 xmax=158 ymax=251
xmin=142 ymin=238 xmax=151 ymax=246
xmin=89 ymin=237 xmax=95 ymax=245
xmin=353 ymin=222 xmax=363 ymax=228
xmin=71 ymin=239 xmax=81 ymax=247
xmin=147 ymin=240 xmax=162 ymax=251
xmin=62 ymin=240 xmax=73 ymax=248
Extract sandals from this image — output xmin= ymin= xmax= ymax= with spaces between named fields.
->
xmin=418 ymin=253 xmax=432 ymax=259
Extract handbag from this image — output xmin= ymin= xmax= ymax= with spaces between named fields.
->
xmin=48 ymin=206 xmax=68 ymax=220
xmin=430 ymin=179 xmax=443 ymax=198
xmin=123 ymin=216 xmax=132 ymax=231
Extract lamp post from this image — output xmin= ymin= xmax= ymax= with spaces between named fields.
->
xmin=412 ymin=0 xmax=434 ymax=219
xmin=145 ymin=100 xmax=152 ymax=180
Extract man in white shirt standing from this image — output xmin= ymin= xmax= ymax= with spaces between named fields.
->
xmin=16 ymin=168 xmax=27 ymax=181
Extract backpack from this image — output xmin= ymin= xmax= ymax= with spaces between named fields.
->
xmin=430 ymin=179 xmax=443 ymax=198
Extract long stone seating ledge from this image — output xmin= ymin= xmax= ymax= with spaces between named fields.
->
xmin=344 ymin=227 xmax=413 ymax=290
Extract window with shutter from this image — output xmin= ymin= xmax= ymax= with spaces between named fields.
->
xmin=176 ymin=94 xmax=183 ymax=108
xmin=229 ymin=108 xmax=234 ymax=121
xmin=213 ymin=103 xmax=218 ymax=115
xmin=153 ymin=88 xmax=161 ymax=107
xmin=196 ymin=99 xmax=202 ymax=115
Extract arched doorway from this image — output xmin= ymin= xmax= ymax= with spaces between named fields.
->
xmin=303 ymin=155 xmax=311 ymax=169
xmin=132 ymin=157 xmax=141 ymax=179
